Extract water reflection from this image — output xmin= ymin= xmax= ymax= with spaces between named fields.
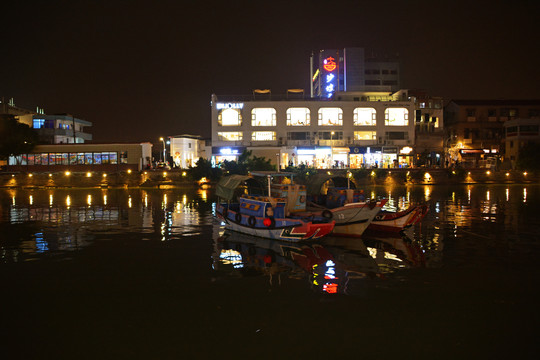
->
xmin=0 ymin=188 xmax=213 ymax=262
xmin=212 ymin=229 xmax=435 ymax=295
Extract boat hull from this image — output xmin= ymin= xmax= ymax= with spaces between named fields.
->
xmin=217 ymin=205 xmax=334 ymax=243
xmin=306 ymin=199 xmax=388 ymax=237
xmin=368 ymin=204 xmax=428 ymax=233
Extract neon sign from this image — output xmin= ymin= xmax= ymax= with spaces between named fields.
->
xmin=322 ymin=56 xmax=337 ymax=98
xmin=323 ymin=57 xmax=337 ymax=71
xmin=216 ymin=103 xmax=244 ymax=110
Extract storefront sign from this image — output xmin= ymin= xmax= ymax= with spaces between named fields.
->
xmin=349 ymin=146 xmax=366 ymax=154
xmin=216 ymin=103 xmax=244 ymax=110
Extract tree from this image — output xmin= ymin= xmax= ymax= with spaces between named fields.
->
xmin=221 ymin=150 xmax=275 ymax=175
xmin=0 ymin=114 xmax=38 ymax=163
xmin=190 ymin=157 xmax=222 ymax=181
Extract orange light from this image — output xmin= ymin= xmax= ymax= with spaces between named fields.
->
xmin=263 ymin=218 xmax=272 ymax=227
xmin=323 ymin=283 xmax=338 ymax=294
xmin=323 ymin=57 xmax=337 ymax=72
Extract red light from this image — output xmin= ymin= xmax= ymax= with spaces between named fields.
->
xmin=323 ymin=57 xmax=337 ymax=72
xmin=323 ymin=283 xmax=338 ymax=294
xmin=263 ymin=218 xmax=272 ymax=227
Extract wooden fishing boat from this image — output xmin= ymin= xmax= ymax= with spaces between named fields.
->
xmin=215 ymin=172 xmax=335 ymax=242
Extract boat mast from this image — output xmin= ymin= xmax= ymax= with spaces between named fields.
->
xmin=267 ymin=175 xmax=271 ymax=197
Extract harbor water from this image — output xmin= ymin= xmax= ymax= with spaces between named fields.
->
xmin=1 ymin=185 xmax=539 ymax=359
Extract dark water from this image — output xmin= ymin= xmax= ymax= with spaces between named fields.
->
xmin=1 ymin=185 xmax=539 ymax=359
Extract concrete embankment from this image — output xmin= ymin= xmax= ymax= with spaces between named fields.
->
xmin=0 ymin=169 xmax=537 ymax=189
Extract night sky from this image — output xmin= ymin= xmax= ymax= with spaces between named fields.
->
xmin=2 ymin=0 xmax=539 ymax=143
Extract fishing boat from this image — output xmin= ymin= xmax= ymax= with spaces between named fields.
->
xmin=215 ymin=172 xmax=335 ymax=242
xmin=303 ymin=173 xmax=387 ymax=237
xmin=305 ymin=173 xmax=427 ymax=236
xmin=369 ymin=203 xmax=428 ymax=233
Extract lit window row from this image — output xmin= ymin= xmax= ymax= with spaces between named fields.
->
xmin=219 ymin=107 xmax=409 ymax=127
xmin=9 ymin=152 xmax=128 ymax=166
xmin=217 ymin=131 xmax=403 ymax=142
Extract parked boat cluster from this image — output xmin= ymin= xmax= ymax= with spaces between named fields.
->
xmin=216 ymin=172 xmax=427 ymax=242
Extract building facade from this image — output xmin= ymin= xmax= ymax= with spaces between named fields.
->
xmin=503 ymin=118 xmax=540 ymax=169
xmin=168 ymin=135 xmax=207 ymax=168
xmin=445 ymin=100 xmax=540 ymax=168
xmin=210 ymin=92 xmax=416 ymax=169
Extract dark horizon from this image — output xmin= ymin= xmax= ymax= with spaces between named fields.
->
xmin=2 ymin=0 xmax=539 ymax=143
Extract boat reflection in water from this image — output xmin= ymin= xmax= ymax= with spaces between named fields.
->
xmin=211 ymin=227 xmax=429 ymax=295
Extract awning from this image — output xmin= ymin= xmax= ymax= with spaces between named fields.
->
xmin=215 ymin=175 xmax=252 ymax=201
xmin=460 ymin=149 xmax=484 ymax=154
xmin=306 ymin=173 xmax=356 ymax=196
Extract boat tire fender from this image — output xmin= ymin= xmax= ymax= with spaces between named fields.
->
xmin=235 ymin=213 xmax=242 ymax=223
xmin=248 ymin=216 xmax=257 ymax=227
xmin=322 ymin=210 xmax=333 ymax=220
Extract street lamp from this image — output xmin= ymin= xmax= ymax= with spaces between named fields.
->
xmin=331 ymin=131 xmax=335 ymax=168
xmin=159 ymin=137 xmax=166 ymax=163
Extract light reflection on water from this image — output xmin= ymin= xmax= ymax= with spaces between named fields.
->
xmin=1 ymin=185 xmax=539 ymax=295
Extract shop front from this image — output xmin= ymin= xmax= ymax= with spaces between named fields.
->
xmin=211 ymin=146 xmax=246 ymax=166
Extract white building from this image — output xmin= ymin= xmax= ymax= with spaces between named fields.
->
xmin=168 ymin=135 xmax=207 ymax=168
xmin=210 ymin=92 xmax=416 ymax=169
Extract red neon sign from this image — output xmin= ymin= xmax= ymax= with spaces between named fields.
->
xmin=323 ymin=57 xmax=337 ymax=72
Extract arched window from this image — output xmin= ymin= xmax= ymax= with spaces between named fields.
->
xmin=385 ymin=108 xmax=409 ymax=126
xmin=252 ymin=108 xmax=277 ymax=126
xmin=286 ymin=107 xmax=310 ymax=126
xmin=318 ymin=107 xmax=343 ymax=126
xmin=219 ymin=109 xmax=242 ymax=126
xmin=353 ymin=108 xmax=376 ymax=126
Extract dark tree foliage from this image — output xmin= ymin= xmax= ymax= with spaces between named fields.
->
xmin=0 ymin=114 xmax=38 ymax=161
xmin=516 ymin=142 xmax=540 ymax=171
xmin=221 ymin=150 xmax=275 ymax=175
xmin=190 ymin=157 xmax=222 ymax=181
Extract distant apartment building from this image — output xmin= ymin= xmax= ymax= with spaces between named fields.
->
xmin=1 ymin=97 xmax=92 ymax=144
xmin=445 ymin=100 xmax=540 ymax=168
xmin=311 ymin=48 xmax=401 ymax=99
xmin=210 ymin=92 xmax=416 ymax=169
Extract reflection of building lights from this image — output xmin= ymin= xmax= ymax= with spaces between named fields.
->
xmin=66 ymin=195 xmax=71 ymax=207
xmin=49 ymin=194 xmax=53 ymax=206
xmin=524 ymin=188 xmax=527 ymax=202
xmin=506 ymin=188 xmax=510 ymax=202
xmin=29 ymin=195 xmax=33 ymax=205
xmin=327 ymin=171 xmax=332 ymax=175
xmin=128 ymin=196 xmax=132 ymax=208
xmin=198 ymin=177 xmax=208 ymax=184
xmin=87 ymin=195 xmax=92 ymax=206
xmin=371 ymin=171 xmax=376 ymax=177
xmin=323 ymin=283 xmax=338 ymax=294
xmin=220 ymin=249 xmax=244 ymax=268
xmin=486 ymin=191 xmax=490 ymax=201
xmin=183 ymin=195 xmax=187 ymax=205
xmin=103 ymin=195 xmax=107 ymax=205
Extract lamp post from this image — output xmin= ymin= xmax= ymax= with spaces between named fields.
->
xmin=159 ymin=137 xmax=166 ymax=163
xmin=331 ymin=131 xmax=335 ymax=168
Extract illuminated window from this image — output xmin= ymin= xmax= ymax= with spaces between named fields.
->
xmin=252 ymin=131 xmax=276 ymax=141
xmin=353 ymin=108 xmax=376 ymax=126
xmin=385 ymin=108 xmax=409 ymax=126
xmin=354 ymin=131 xmax=377 ymax=140
xmin=318 ymin=108 xmax=343 ymax=126
xmin=218 ymin=108 xmax=242 ymax=126
xmin=286 ymin=107 xmax=310 ymax=126
xmin=218 ymin=132 xmax=243 ymax=141
xmin=251 ymin=108 xmax=276 ymax=126
xmin=33 ymin=119 xmax=45 ymax=129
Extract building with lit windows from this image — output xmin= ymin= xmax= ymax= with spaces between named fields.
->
xmin=311 ymin=48 xmax=401 ymax=99
xmin=1 ymin=97 xmax=92 ymax=144
xmin=210 ymin=92 xmax=416 ymax=169
xmin=445 ymin=99 xmax=540 ymax=168
xmin=168 ymin=134 xmax=207 ymax=168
